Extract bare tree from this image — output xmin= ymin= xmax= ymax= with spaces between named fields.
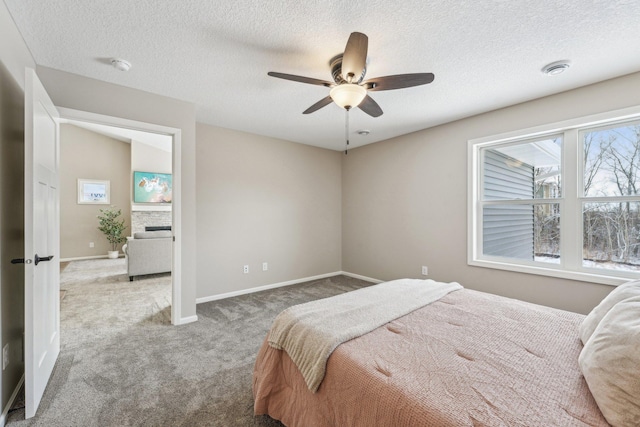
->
xmin=583 ymin=125 xmax=640 ymax=266
xmin=583 ymin=133 xmax=612 ymax=258
xmin=583 ymin=132 xmax=610 ymax=196
xmin=606 ymin=126 xmax=640 ymax=196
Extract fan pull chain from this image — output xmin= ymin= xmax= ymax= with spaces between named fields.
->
xmin=344 ymin=108 xmax=350 ymax=155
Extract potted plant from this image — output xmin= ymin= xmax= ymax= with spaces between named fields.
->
xmin=97 ymin=206 xmax=127 ymax=259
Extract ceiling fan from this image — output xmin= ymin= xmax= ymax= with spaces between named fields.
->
xmin=267 ymin=32 xmax=435 ymax=117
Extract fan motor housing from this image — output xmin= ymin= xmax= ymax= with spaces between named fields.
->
xmin=330 ymin=55 xmax=366 ymax=84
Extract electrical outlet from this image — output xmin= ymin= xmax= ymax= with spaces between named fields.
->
xmin=89 ymin=242 xmax=94 ymax=248
xmin=421 ymin=266 xmax=428 ymax=276
xmin=262 ymin=262 xmax=268 ymax=271
xmin=243 ymin=265 xmax=249 ymax=274
xmin=3 ymin=344 xmax=9 ymax=370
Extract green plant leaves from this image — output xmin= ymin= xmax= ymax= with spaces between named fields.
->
xmin=97 ymin=206 xmax=127 ymax=251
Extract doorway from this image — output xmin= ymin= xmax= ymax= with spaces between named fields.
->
xmin=15 ymin=70 xmax=186 ymax=421
xmin=56 ymin=107 xmax=182 ymax=324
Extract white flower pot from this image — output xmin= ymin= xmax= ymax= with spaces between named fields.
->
xmin=107 ymin=251 xmax=119 ymax=259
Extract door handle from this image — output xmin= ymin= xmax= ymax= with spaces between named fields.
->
xmin=34 ymin=254 xmax=54 ymax=266
xmin=11 ymin=258 xmax=25 ymax=264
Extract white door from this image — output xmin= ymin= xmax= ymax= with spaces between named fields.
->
xmin=24 ymin=68 xmax=60 ymax=419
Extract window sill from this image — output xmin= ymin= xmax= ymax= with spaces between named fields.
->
xmin=468 ymin=258 xmax=635 ymax=287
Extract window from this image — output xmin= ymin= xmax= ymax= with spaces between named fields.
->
xmin=581 ymin=122 xmax=640 ymax=273
xmin=481 ymin=136 xmax=562 ymax=264
xmin=469 ymin=107 xmax=640 ymax=285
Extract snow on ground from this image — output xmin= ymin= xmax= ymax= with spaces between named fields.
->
xmin=582 ymin=259 xmax=640 ymax=272
xmin=535 ymin=256 xmax=640 ymax=272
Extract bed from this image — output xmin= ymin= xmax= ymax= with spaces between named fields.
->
xmin=253 ymin=279 xmax=612 ymax=427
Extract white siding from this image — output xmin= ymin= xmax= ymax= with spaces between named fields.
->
xmin=482 ymin=150 xmax=534 ymax=260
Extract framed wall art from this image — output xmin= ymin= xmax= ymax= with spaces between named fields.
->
xmin=77 ymin=179 xmax=110 ymax=204
xmin=133 ymin=171 xmax=172 ymax=204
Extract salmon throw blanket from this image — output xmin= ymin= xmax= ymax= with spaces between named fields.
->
xmin=267 ymin=278 xmax=463 ymax=392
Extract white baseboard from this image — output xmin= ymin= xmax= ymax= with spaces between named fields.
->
xmin=0 ymin=374 xmax=24 ymax=427
xmin=341 ymin=271 xmax=384 ymax=284
xmin=175 ymin=315 xmax=198 ymax=325
xmin=60 ymin=254 xmax=124 ymax=262
xmin=196 ymin=271 xmax=381 ymax=304
xmin=196 ymin=271 xmax=343 ymax=304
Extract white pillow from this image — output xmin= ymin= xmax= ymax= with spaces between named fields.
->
xmin=579 ymin=280 xmax=640 ymax=345
xmin=579 ymin=296 xmax=640 ymax=427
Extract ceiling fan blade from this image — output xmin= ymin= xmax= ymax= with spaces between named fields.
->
xmin=359 ymin=95 xmax=383 ymax=117
xmin=363 ymin=73 xmax=435 ymax=91
xmin=267 ymin=72 xmax=333 ymax=87
xmin=341 ymin=32 xmax=368 ymax=83
xmin=303 ymin=96 xmax=334 ymax=114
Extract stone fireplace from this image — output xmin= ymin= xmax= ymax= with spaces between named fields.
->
xmin=131 ymin=210 xmax=172 ymax=234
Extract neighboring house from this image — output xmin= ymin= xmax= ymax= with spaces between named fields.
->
xmin=482 ymin=141 xmax=563 ymax=261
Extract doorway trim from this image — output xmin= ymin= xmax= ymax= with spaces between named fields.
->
xmin=56 ymin=107 xmax=183 ymax=325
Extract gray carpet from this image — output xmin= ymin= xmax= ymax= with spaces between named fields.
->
xmin=7 ymin=259 xmax=373 ymax=426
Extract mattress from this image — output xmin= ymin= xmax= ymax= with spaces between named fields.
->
xmin=253 ymin=288 xmax=609 ymax=427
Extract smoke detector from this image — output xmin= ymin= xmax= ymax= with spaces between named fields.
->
xmin=542 ymin=61 xmax=571 ymax=76
xmin=111 ymin=58 xmax=132 ymax=72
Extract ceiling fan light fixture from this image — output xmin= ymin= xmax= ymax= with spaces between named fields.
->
xmin=330 ymin=84 xmax=367 ymax=110
xmin=267 ymin=32 xmax=434 ymax=118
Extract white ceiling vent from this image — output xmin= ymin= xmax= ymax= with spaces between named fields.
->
xmin=111 ymin=58 xmax=132 ymax=72
xmin=542 ymin=61 xmax=571 ymax=76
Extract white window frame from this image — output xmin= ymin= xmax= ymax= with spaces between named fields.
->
xmin=468 ymin=105 xmax=640 ymax=286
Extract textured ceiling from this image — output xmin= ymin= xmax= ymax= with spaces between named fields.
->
xmin=5 ymin=0 xmax=640 ymax=151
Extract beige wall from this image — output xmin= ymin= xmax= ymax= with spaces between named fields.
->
xmin=0 ymin=59 xmax=26 ymax=415
xmin=0 ymin=1 xmax=33 ymax=412
xmin=131 ymin=140 xmax=171 ymax=174
xmin=195 ymin=124 xmax=342 ymax=298
xmin=37 ymin=66 xmax=197 ymax=321
xmin=0 ymin=2 xmax=35 ymax=89
xmin=343 ymin=71 xmax=640 ymax=315
xmin=60 ymin=124 xmax=131 ymax=259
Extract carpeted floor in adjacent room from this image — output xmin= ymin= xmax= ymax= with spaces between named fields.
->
xmin=7 ymin=258 xmax=373 ymax=426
